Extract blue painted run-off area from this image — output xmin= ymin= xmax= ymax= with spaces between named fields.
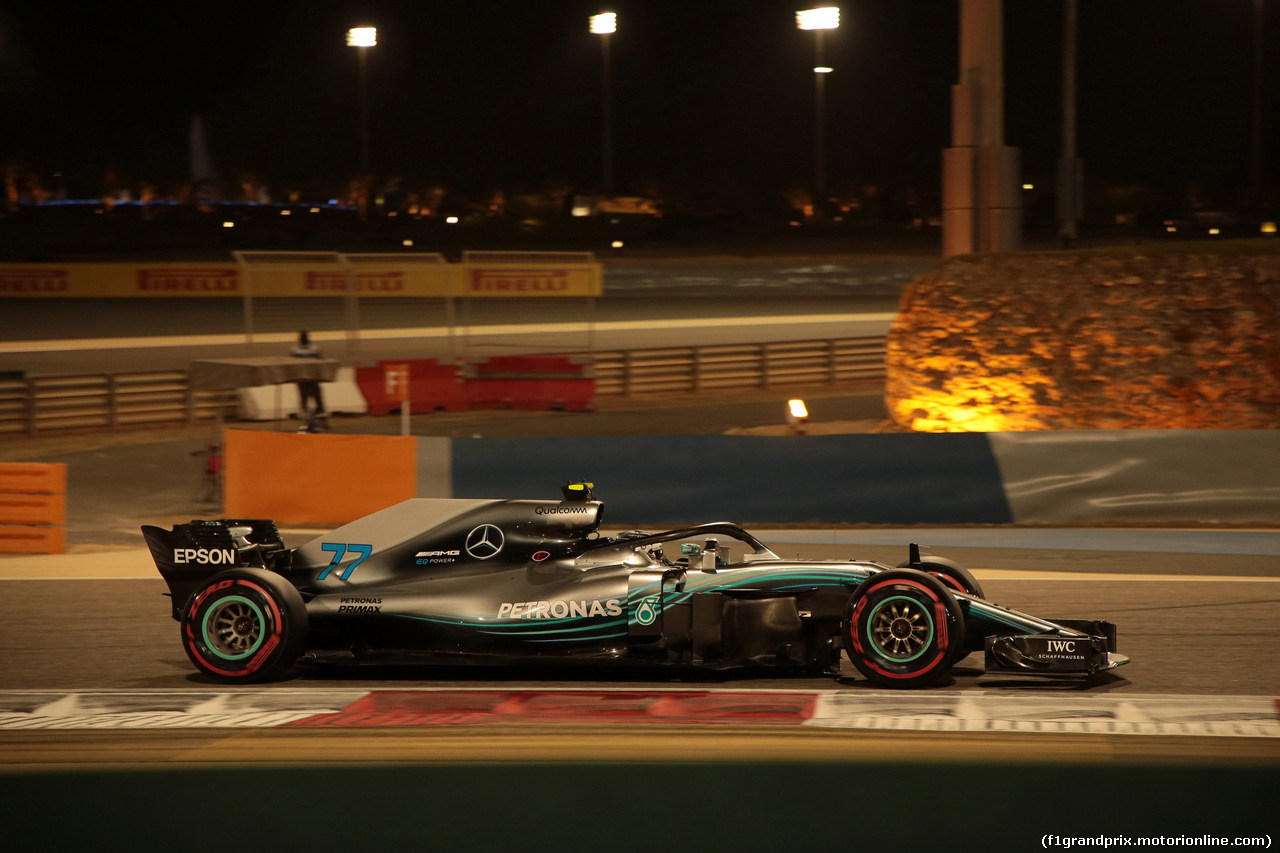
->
xmin=450 ymin=433 xmax=1013 ymax=526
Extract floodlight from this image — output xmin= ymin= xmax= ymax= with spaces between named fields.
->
xmin=590 ymin=12 xmax=617 ymax=34
xmin=346 ymin=27 xmax=377 ymax=47
xmin=796 ymin=7 xmax=839 ymax=30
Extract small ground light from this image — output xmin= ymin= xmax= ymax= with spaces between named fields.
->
xmin=786 ymin=399 xmax=809 ymax=434
xmin=446 ymin=216 xmax=459 ymax=224
xmin=402 ymin=239 xmax=414 ymax=247
xmin=611 ymin=240 xmax=624 ymax=248
xmin=222 ymin=221 xmax=234 ymax=228
xmin=1262 ymin=222 xmax=1277 ymax=234
xmin=1209 ymin=228 xmax=1220 ymax=235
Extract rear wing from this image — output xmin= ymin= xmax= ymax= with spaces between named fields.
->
xmin=141 ymin=519 xmax=290 ymax=620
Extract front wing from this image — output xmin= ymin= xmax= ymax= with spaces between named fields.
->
xmin=983 ymin=619 xmax=1128 ymax=676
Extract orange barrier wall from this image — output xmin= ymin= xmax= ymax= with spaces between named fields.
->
xmin=0 ymin=462 xmax=67 ymax=494
xmin=222 ymin=429 xmax=417 ymax=526
xmin=0 ymin=462 xmax=67 ymax=554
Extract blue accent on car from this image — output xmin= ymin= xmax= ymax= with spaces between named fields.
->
xmin=317 ymin=543 xmax=373 ymax=581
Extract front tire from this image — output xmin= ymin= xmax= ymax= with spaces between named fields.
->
xmin=898 ymin=556 xmax=984 ymax=599
xmin=844 ymin=569 xmax=965 ymax=688
xmin=180 ymin=569 xmax=308 ymax=683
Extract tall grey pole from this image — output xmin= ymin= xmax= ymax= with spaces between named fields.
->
xmin=358 ymin=46 xmax=371 ymax=172
xmin=1057 ymin=0 xmax=1082 ymax=247
xmin=814 ymin=30 xmax=827 ymax=197
xmin=601 ymin=32 xmax=614 ymax=194
xmin=1252 ymin=0 xmax=1265 ymax=190
xmin=942 ymin=0 xmax=1021 ymax=257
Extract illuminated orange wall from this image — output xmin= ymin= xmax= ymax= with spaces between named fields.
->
xmin=223 ymin=429 xmax=417 ymax=525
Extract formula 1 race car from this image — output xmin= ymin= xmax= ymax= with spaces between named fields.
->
xmin=142 ymin=483 xmax=1128 ymax=687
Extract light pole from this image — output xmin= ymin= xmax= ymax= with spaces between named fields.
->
xmin=590 ymin=12 xmax=616 ymax=194
xmin=346 ymin=26 xmax=377 ymax=172
xmin=1057 ymin=0 xmax=1082 ymax=248
xmin=796 ymin=6 xmax=839 ymax=200
xmin=1251 ymin=0 xmax=1265 ymax=191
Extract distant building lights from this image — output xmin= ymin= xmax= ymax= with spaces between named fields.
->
xmin=611 ymin=240 xmax=624 ymax=249
xmin=796 ymin=6 xmax=839 ymax=30
xmin=1022 ymin=183 xmax=1035 ymax=190
xmin=446 ymin=216 xmax=459 ymax=224
xmin=346 ymin=27 xmax=377 ymax=47
xmin=1166 ymin=226 xmax=1178 ymax=233
xmin=402 ymin=239 xmax=414 ymax=247
xmin=280 ymin=209 xmax=292 ymax=216
xmin=310 ymin=207 xmax=321 ymax=213
xmin=1208 ymin=227 xmax=1220 ymax=235
xmin=1262 ymin=221 xmax=1277 ymax=234
xmin=222 ymin=221 xmax=235 ymax=228
xmin=589 ymin=12 xmax=617 ymax=34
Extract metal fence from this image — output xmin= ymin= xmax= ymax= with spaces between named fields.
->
xmin=0 ymin=373 xmax=237 ymax=436
xmin=593 ymin=337 xmax=886 ymax=396
xmin=0 ymin=336 xmax=886 ymax=436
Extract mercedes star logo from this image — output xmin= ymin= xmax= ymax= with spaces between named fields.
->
xmin=465 ymin=524 xmax=504 ymax=559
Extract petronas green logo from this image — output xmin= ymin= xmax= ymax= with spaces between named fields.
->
xmin=635 ymin=595 xmax=661 ymax=626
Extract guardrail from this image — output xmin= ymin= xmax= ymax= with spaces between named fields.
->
xmin=0 ymin=372 xmax=238 ymax=436
xmin=593 ymin=337 xmax=886 ymax=397
xmin=0 ymin=337 xmax=887 ymax=436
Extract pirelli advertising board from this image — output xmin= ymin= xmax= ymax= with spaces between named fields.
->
xmin=459 ymin=263 xmax=602 ymax=297
xmin=0 ymin=261 xmax=602 ymax=298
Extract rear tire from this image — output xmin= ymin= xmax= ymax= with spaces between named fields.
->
xmin=844 ymin=569 xmax=965 ymax=688
xmin=180 ymin=568 xmax=307 ymax=683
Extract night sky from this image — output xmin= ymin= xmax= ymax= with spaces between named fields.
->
xmin=2 ymin=1 xmax=1276 ymax=202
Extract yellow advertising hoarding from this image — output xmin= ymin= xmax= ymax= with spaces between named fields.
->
xmin=456 ymin=263 xmax=602 ymax=297
xmin=0 ymin=264 xmax=241 ymax=297
xmin=239 ymin=261 xmax=455 ymax=298
xmin=0 ymin=260 xmax=601 ymax=298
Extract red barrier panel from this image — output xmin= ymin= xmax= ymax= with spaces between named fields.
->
xmin=286 ymin=690 xmax=817 ymax=727
xmin=463 ymin=356 xmax=596 ymax=411
xmin=469 ymin=355 xmax=585 ymax=374
xmin=356 ymin=358 xmax=467 ymax=415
